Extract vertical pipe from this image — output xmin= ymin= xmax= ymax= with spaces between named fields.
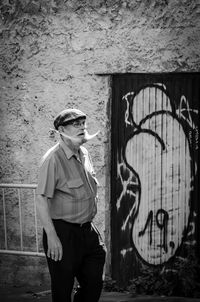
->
xmin=135 ymin=90 xmax=139 ymax=257
xmin=153 ymin=87 xmax=157 ymax=265
xmin=18 ymin=188 xmax=23 ymax=251
xmin=177 ymin=81 xmax=181 ymax=250
xmin=33 ymin=189 xmax=39 ymax=253
xmin=145 ymin=87 xmax=149 ymax=264
xmin=2 ymin=188 xmax=8 ymax=250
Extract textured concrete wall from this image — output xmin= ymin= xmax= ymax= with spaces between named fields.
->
xmin=0 ymin=0 xmax=200 ymax=285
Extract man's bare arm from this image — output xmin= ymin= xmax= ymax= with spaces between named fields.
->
xmin=36 ymin=195 xmax=63 ymax=261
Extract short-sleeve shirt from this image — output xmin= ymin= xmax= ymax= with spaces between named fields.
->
xmin=36 ymin=139 xmax=98 ymax=224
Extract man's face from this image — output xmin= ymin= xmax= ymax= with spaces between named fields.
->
xmin=62 ymin=118 xmax=87 ymax=139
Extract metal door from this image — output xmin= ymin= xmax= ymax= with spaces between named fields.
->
xmin=111 ymin=73 xmax=200 ymax=286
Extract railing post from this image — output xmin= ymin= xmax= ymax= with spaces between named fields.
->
xmin=33 ymin=189 xmax=39 ymax=254
xmin=18 ymin=188 xmax=23 ymax=251
xmin=2 ymin=188 xmax=8 ymax=250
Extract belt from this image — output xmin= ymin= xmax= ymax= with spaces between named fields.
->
xmin=53 ymin=219 xmax=91 ymax=228
xmin=68 ymin=221 xmax=91 ymax=228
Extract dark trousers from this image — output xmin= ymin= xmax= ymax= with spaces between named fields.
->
xmin=43 ymin=219 xmax=106 ymax=302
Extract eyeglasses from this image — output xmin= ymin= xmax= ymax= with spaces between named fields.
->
xmin=62 ymin=120 xmax=86 ymax=128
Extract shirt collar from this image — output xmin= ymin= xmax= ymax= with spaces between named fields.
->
xmin=59 ymin=138 xmax=76 ymax=159
xmin=59 ymin=137 xmax=84 ymax=161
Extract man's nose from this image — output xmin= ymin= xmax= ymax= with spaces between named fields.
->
xmin=80 ymin=122 xmax=87 ymax=129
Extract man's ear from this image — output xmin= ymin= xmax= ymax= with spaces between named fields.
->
xmin=58 ymin=125 xmax=64 ymax=132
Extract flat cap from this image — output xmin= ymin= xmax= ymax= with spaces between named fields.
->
xmin=54 ymin=108 xmax=86 ymax=130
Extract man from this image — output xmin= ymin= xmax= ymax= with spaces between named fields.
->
xmin=36 ymin=108 xmax=106 ymax=302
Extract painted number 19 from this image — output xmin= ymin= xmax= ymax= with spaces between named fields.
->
xmin=138 ymin=209 xmax=169 ymax=253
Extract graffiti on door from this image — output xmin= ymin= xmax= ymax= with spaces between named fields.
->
xmin=117 ymin=84 xmax=199 ymax=265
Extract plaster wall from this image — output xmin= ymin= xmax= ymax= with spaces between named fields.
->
xmin=0 ymin=0 xmax=199 ymax=285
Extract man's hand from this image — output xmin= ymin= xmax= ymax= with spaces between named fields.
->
xmin=36 ymin=195 xmax=63 ymax=261
xmin=47 ymin=232 xmax=63 ymax=261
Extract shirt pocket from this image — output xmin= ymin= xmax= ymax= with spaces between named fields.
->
xmin=66 ymin=178 xmax=88 ymax=200
xmin=67 ymin=178 xmax=83 ymax=188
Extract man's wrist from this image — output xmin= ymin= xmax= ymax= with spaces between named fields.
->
xmin=45 ymin=226 xmax=57 ymax=237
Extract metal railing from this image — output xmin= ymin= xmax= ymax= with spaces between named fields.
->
xmin=0 ymin=184 xmax=44 ymax=257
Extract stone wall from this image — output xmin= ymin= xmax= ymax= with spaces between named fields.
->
xmin=0 ymin=0 xmax=200 ymax=285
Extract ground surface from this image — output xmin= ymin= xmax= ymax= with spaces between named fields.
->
xmin=1 ymin=285 xmax=200 ymax=302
